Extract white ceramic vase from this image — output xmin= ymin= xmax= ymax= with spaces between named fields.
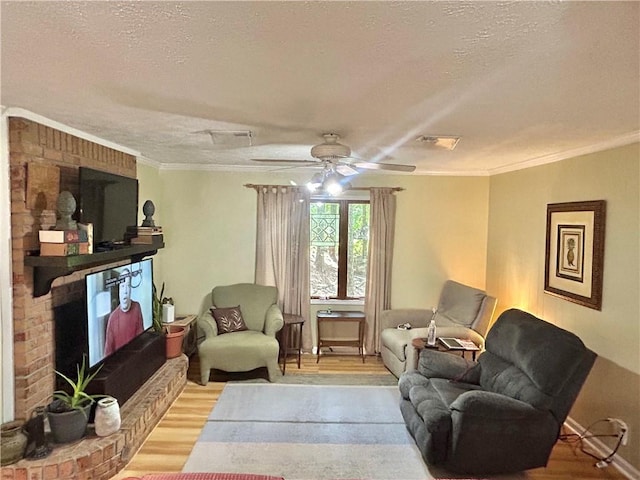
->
xmin=163 ymin=303 xmax=175 ymax=323
xmin=94 ymin=397 xmax=121 ymax=437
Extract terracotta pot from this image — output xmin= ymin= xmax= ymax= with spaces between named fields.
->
xmin=165 ymin=325 xmax=185 ymax=358
xmin=1 ymin=420 xmax=27 ymax=466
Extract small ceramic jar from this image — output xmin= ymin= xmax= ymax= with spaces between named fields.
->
xmin=1 ymin=420 xmax=27 ymax=465
xmin=94 ymin=397 xmax=121 ymax=437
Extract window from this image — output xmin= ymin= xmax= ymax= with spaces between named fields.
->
xmin=310 ymin=200 xmax=370 ymax=299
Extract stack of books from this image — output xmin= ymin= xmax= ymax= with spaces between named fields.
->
xmin=39 ymin=229 xmax=90 ymax=256
xmin=125 ymin=226 xmax=163 ymax=245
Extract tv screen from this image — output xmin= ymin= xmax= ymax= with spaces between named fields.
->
xmin=79 ymin=167 xmax=138 ymax=248
xmin=85 ymin=258 xmax=154 ymax=368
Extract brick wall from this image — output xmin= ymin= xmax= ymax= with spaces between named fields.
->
xmin=2 ymin=356 xmax=188 ymax=480
xmin=9 ymin=117 xmax=138 ymax=419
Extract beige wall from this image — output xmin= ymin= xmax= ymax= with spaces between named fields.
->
xmin=138 ymin=145 xmax=639 ymax=469
xmin=137 ymin=162 xmax=165 ymax=283
xmin=139 ymin=169 xmax=490 ymax=326
xmin=486 ymin=143 xmax=640 ymax=469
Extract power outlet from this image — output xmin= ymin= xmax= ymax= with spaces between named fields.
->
xmin=607 ymin=418 xmax=629 ymax=445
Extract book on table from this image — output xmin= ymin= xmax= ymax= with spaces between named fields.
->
xmin=40 ymin=241 xmax=90 ymax=256
xmin=126 ymin=225 xmax=163 ymax=234
xmin=38 ymin=229 xmax=88 ymax=243
xmin=77 ymin=223 xmax=93 ymax=254
xmin=128 ymin=234 xmax=164 ymax=245
xmin=438 ymin=337 xmax=479 ymax=351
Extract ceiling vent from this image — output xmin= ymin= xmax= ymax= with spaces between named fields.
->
xmin=198 ymin=130 xmax=253 ymax=146
xmin=415 ymin=135 xmax=460 ymax=151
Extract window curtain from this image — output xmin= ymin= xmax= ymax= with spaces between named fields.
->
xmin=254 ymin=185 xmax=312 ymax=351
xmin=364 ymin=188 xmax=397 ymax=354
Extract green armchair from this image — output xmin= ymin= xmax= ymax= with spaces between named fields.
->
xmin=197 ymin=283 xmax=284 ymax=384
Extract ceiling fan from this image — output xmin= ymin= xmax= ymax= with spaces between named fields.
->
xmin=251 ymin=133 xmax=416 ymax=176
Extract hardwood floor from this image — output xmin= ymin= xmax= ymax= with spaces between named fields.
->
xmin=111 ymin=354 xmax=628 ymax=480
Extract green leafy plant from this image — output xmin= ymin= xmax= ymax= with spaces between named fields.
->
xmin=153 ymin=282 xmax=175 ymax=333
xmin=50 ymin=356 xmax=103 ymax=413
xmin=152 ymin=282 xmax=164 ymax=333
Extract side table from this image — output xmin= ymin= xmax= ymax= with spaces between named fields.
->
xmin=316 ymin=310 xmax=365 ymax=363
xmin=279 ymin=313 xmax=304 ymax=374
xmin=411 ymin=337 xmax=478 ymax=369
xmin=164 ymin=314 xmax=198 ymax=357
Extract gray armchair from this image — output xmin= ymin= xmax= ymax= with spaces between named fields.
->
xmin=380 ymin=280 xmax=496 ymax=378
xmin=399 ymin=308 xmax=597 ymax=474
xmin=197 ymin=283 xmax=284 ymax=384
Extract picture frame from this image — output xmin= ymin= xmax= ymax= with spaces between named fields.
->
xmin=544 ymin=200 xmax=606 ymax=310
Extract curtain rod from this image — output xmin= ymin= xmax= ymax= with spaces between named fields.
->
xmin=244 ymin=184 xmax=404 ymax=192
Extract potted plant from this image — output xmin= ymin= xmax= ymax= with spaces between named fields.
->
xmin=153 ymin=283 xmax=185 ymax=358
xmin=47 ymin=357 xmax=103 ymax=444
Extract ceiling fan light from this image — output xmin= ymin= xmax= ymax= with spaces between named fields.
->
xmin=322 ymin=171 xmax=351 ymax=196
xmin=324 ymin=180 xmax=343 ymax=196
xmin=306 ymin=172 xmax=323 ymax=192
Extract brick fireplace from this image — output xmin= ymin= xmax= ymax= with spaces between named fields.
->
xmin=3 ymin=117 xmax=186 ymax=479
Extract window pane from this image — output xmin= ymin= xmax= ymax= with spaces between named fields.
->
xmin=310 ymin=202 xmax=339 ymax=297
xmin=347 ymin=203 xmax=369 ymax=297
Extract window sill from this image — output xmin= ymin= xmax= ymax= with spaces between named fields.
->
xmin=311 ymin=298 xmax=365 ymax=306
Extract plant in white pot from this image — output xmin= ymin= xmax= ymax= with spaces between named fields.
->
xmin=47 ymin=357 xmax=103 ymax=444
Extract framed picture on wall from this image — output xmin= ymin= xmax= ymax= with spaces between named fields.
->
xmin=544 ymin=200 xmax=606 ymax=310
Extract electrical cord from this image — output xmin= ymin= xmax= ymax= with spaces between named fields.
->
xmin=558 ymin=419 xmax=627 ymax=468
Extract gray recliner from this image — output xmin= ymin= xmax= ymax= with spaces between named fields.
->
xmin=380 ymin=280 xmax=497 ymax=378
xmin=197 ymin=283 xmax=284 ymax=384
xmin=399 ymin=308 xmax=597 ymax=475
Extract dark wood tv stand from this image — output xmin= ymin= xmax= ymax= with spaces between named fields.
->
xmin=24 ymin=241 xmax=164 ymax=297
xmin=86 ymin=330 xmax=166 ymax=406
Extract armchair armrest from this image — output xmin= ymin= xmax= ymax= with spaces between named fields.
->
xmin=264 ymin=304 xmax=284 ymax=337
xmin=380 ymin=308 xmax=434 ymax=330
xmin=451 ymin=390 xmax=542 ymax=419
xmin=447 ymin=390 xmax=560 ymax=473
xmin=417 ymin=349 xmax=479 ymax=383
xmin=197 ymin=310 xmax=218 ymax=339
xmin=449 ymin=389 xmax=559 ymax=445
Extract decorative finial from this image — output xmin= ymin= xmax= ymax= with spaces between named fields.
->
xmin=55 ymin=191 xmax=77 ymax=230
xmin=141 ymin=200 xmax=156 ymax=227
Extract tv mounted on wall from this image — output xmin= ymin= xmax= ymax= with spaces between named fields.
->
xmin=54 ymin=259 xmax=155 ymax=380
xmin=78 ymin=166 xmax=138 ymax=250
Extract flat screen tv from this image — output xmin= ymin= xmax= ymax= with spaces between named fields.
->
xmin=55 ymin=258 xmax=154 ymax=379
xmin=85 ymin=258 xmax=154 ymax=368
xmin=78 ymin=166 xmax=138 ymax=249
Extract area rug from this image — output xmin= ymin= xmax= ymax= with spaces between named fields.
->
xmin=249 ymin=374 xmax=397 ymax=386
xmin=182 ymin=383 xmax=430 ymax=480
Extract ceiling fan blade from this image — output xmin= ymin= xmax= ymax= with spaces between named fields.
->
xmin=335 ymin=164 xmax=360 ymax=176
xmin=353 ymin=161 xmax=416 ymax=173
xmin=251 ymin=158 xmax=321 ymax=165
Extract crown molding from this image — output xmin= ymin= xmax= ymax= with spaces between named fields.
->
xmin=489 ymin=131 xmax=640 ymax=175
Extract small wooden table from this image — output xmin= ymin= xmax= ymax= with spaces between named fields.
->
xmin=164 ymin=314 xmax=198 ymax=357
xmin=412 ymin=337 xmax=479 ymax=368
xmin=316 ymin=310 xmax=365 ymax=363
xmin=279 ymin=313 xmax=305 ymax=374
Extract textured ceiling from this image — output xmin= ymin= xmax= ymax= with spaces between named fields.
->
xmin=1 ymin=1 xmax=639 ymax=175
